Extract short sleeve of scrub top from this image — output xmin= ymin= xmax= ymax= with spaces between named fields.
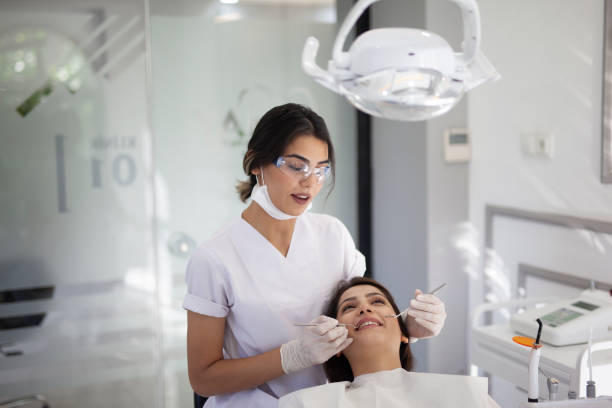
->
xmin=183 ymin=244 xmax=231 ymax=318
xmin=182 ymin=213 xmax=365 ymax=407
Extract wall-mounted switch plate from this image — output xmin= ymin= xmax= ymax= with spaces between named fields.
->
xmin=521 ymin=132 xmax=554 ymax=158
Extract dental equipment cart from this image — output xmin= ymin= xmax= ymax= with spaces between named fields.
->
xmin=471 ymin=296 xmax=612 ymax=401
xmin=510 ymin=289 xmax=612 ymax=346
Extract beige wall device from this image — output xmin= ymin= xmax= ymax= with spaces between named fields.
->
xmin=443 ymin=128 xmax=470 ymax=163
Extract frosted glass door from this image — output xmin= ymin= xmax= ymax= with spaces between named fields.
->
xmin=0 ymin=2 xmax=161 ymax=407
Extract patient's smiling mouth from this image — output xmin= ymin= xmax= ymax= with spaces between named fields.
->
xmin=355 ymin=317 xmax=383 ymax=331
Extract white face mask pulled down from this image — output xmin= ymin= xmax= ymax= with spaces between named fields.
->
xmin=250 ymin=168 xmax=312 ymax=220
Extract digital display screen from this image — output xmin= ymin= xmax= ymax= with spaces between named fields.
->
xmin=540 ymin=308 xmax=582 ymax=328
xmin=449 ymin=133 xmax=468 ymax=145
xmin=572 ymin=301 xmax=599 ymax=311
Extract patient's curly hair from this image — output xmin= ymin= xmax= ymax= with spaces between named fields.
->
xmin=322 ymin=277 xmax=414 ymax=383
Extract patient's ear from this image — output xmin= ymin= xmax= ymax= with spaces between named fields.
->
xmin=401 ymin=335 xmax=410 ymax=344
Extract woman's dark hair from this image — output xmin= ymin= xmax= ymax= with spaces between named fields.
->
xmin=236 ymin=103 xmax=336 ymax=202
xmin=323 ymin=277 xmax=414 ymax=383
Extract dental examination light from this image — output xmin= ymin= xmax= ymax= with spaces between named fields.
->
xmin=302 ymin=0 xmax=499 ymax=121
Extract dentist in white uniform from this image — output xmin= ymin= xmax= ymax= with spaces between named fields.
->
xmin=184 ymin=103 xmax=447 ymax=407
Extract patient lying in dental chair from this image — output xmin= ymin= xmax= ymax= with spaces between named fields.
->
xmin=279 ymin=277 xmax=500 ymax=408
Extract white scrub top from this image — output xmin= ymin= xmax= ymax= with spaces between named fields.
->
xmin=183 ymin=212 xmax=366 ymax=408
xmin=278 ymin=368 xmax=501 ymax=408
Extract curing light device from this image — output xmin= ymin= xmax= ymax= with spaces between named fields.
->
xmin=513 ymin=318 xmax=544 ymax=403
xmin=302 ymin=0 xmax=500 ymax=121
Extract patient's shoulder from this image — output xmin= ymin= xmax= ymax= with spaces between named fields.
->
xmin=279 ymin=381 xmax=349 ymax=408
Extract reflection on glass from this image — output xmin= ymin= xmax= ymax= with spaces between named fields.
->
xmin=0 ymin=27 xmax=89 ymax=116
xmin=167 ymin=232 xmax=197 ymax=258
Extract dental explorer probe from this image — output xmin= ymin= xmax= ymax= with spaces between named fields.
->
xmin=428 ymin=283 xmax=447 ymax=296
xmin=384 ymin=283 xmax=448 ymax=319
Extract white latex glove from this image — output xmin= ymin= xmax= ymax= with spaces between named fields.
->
xmin=280 ymin=315 xmax=353 ymax=374
xmin=404 ymin=289 xmax=447 ymax=340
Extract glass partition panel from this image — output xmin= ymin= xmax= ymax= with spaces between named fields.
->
xmin=149 ymin=0 xmax=356 ymax=405
xmin=0 ymin=2 xmax=161 ymax=407
xmin=0 ymin=0 xmax=356 ymax=406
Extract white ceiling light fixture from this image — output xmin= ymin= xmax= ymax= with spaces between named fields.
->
xmin=302 ymin=0 xmax=499 ymax=121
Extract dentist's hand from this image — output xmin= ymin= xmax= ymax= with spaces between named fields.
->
xmin=280 ymin=315 xmax=353 ymax=374
xmin=405 ymin=289 xmax=447 ymax=339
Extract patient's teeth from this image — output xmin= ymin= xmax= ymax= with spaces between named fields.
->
xmin=358 ymin=321 xmax=379 ymax=329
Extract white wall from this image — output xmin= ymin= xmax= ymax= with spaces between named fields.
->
xmin=469 ymin=0 xmax=612 ymax=331
xmin=425 ymin=0 xmax=470 ymax=375
xmin=467 ymin=0 xmax=612 ymax=405
xmin=469 ymin=0 xmax=611 ymax=226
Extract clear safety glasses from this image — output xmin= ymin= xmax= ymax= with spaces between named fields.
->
xmin=275 ymin=156 xmax=331 ymax=184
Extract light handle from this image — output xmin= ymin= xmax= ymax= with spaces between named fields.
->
xmin=302 ymin=37 xmax=332 ymax=83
